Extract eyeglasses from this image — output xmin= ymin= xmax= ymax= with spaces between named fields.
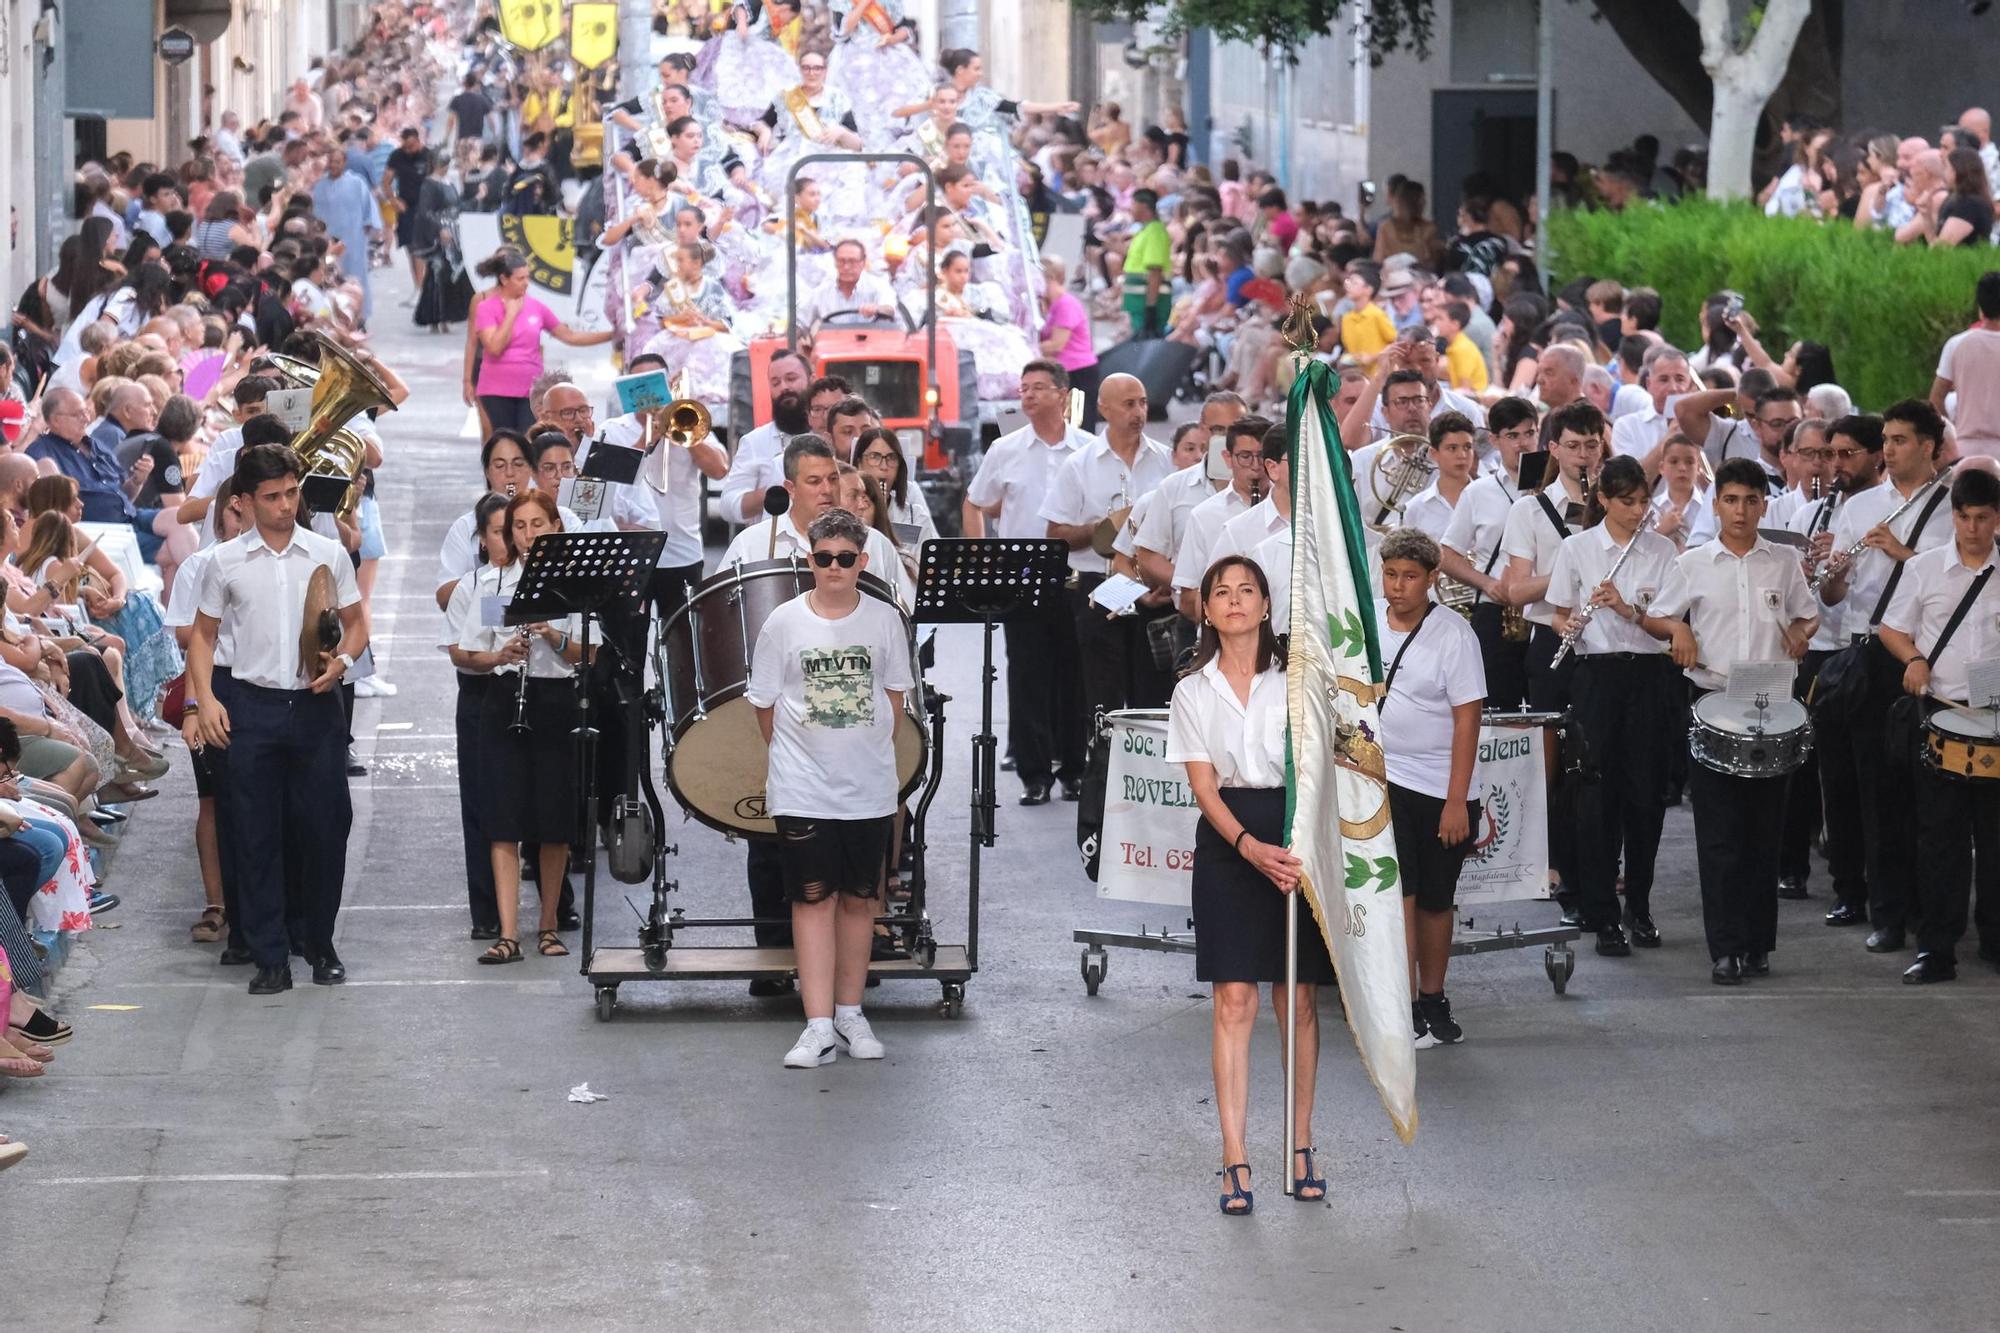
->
xmin=810 ymin=550 xmax=859 ymax=568
xmin=800 ymin=61 xmax=827 ymax=72
xmin=859 ymin=450 xmax=898 ymax=465
xmin=1792 ymin=447 xmax=1831 ymax=461
xmin=551 ymin=406 xmax=592 ymax=421
xmin=1759 ymin=415 xmax=1801 ymax=429
xmin=1228 ymin=450 xmax=1263 ymax=466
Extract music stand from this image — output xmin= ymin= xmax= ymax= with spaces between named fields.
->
xmin=507 ymin=530 xmax=667 ymax=970
xmin=914 ymin=538 xmax=1070 ymax=971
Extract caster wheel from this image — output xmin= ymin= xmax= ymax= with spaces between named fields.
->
xmin=644 ymin=945 xmax=667 ymax=973
xmin=940 ymin=982 xmax=964 ymax=1017
xmin=1545 ymin=944 xmax=1574 ymax=995
xmin=595 ymin=987 xmax=617 ymax=1021
xmin=916 ymin=939 xmax=937 ymax=970
xmin=1080 ymin=946 xmax=1107 ymax=996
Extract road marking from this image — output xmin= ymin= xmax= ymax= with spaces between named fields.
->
xmin=109 ymin=978 xmax=567 ymax=991
xmin=32 ymin=1169 xmax=552 ymax=1186
xmin=376 ymin=722 xmax=414 ymax=731
xmin=1909 ymin=1189 xmax=2000 ymax=1197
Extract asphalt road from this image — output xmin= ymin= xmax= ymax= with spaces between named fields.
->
xmin=8 ymin=265 xmax=1999 ymax=1333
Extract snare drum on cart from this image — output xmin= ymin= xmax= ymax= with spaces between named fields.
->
xmin=1923 ymin=707 xmax=2000 ymax=781
xmin=1688 ymin=692 xmax=1814 ymax=778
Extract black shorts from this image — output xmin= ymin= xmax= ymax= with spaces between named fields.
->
xmin=774 ymin=814 xmax=893 ymax=904
xmin=190 ymin=737 xmax=226 ymax=800
xmin=1389 ymin=782 xmax=1481 ymax=913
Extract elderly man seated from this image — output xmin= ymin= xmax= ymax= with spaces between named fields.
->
xmin=24 ymin=385 xmax=177 ymax=565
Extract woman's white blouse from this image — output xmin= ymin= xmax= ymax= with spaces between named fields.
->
xmin=1165 ymin=660 xmax=1288 ymax=788
xmin=453 ymin=562 xmax=582 ymax=680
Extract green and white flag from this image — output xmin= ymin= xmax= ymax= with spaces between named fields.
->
xmin=1284 ymin=358 xmax=1416 ymax=1145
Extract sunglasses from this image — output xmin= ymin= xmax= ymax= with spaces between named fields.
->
xmin=811 ymin=550 xmax=859 ymax=568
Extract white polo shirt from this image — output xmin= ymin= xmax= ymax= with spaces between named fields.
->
xmin=1676 ymin=535 xmax=1819 ymax=692
xmin=197 ymin=523 xmax=361 ymax=690
xmin=1165 ymin=660 xmax=1287 ymax=789
xmin=1881 ymin=542 xmax=2000 ymax=705
xmin=1133 ymin=464 xmax=1224 ymax=565
xmin=1826 ymin=475 xmax=1955 ymax=638
xmin=1038 ymin=433 xmax=1175 ymax=576
xmin=1544 ymin=524 xmax=1690 ymax=657
xmin=964 ymin=422 xmax=1090 ymax=540
xmin=1609 ymin=403 xmax=1671 ymax=462
xmin=1400 ymin=478 xmax=1460 ymax=543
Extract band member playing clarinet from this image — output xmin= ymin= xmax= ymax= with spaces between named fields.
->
xmin=1546 ymin=455 xmax=1694 ymax=957
xmin=1879 ymin=467 xmax=2000 ymax=984
xmin=1677 ymin=459 xmax=1819 ymax=984
xmin=1167 ymin=555 xmax=1332 ymax=1216
xmin=187 ymin=445 xmax=370 ymax=996
xmin=747 ymin=510 xmax=915 ymax=1068
xmin=1376 ymin=530 xmax=1487 ymax=1046
xmin=453 ymin=492 xmax=590 ymax=964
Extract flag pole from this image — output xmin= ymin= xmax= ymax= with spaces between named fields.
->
xmin=1283 ymin=891 xmax=1298 ymax=1196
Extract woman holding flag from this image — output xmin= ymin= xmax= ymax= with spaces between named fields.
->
xmin=1167 ymin=555 xmax=1333 ymax=1216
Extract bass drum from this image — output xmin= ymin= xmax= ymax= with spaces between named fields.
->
xmin=660 ymin=558 xmax=926 ymax=837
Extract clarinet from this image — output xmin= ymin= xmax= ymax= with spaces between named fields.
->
xmin=1550 ymin=511 xmax=1655 ymax=668
xmin=508 ymin=627 xmax=533 ymax=735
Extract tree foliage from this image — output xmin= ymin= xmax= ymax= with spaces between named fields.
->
xmin=1072 ymin=0 xmax=1437 ymax=64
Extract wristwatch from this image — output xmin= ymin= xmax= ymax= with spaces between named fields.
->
xmin=333 ymin=651 xmax=355 ymax=672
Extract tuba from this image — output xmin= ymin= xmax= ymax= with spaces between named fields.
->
xmin=270 ymin=334 xmax=398 ymax=522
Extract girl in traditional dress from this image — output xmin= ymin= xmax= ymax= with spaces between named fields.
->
xmin=639 ymin=242 xmax=743 ymax=407
xmin=828 ymin=0 xmax=933 ymax=145
xmin=935 ymin=250 xmax=1032 ymax=400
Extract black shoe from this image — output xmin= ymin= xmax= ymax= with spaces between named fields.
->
xmin=1595 ymin=926 xmax=1631 ymax=957
xmin=1711 ymin=955 xmax=1743 ymax=985
xmin=1059 ymin=777 xmax=1083 ymax=802
xmin=870 ymin=934 xmax=909 ymax=962
xmin=1824 ymin=904 xmax=1868 ymax=927
xmin=1902 ymin=952 xmax=1957 ymax=985
xmin=88 ymin=892 xmax=120 ymax=915
xmin=1624 ymin=912 xmax=1662 ymax=948
xmin=1865 ymin=928 xmax=1906 ymax=953
xmin=1742 ymin=952 xmax=1770 ymax=975
xmin=470 ymin=923 xmax=501 ymax=941
xmin=345 ymin=747 xmax=367 ymax=777
xmin=311 ymin=947 xmax=346 ymax=985
xmin=1019 ymin=781 xmax=1052 ymax=807
xmin=1417 ymin=993 xmax=1462 ymax=1044
xmin=557 ymin=907 xmax=582 ymax=932
xmin=1776 ymin=877 xmax=1808 ymax=900
xmin=218 ymin=945 xmax=254 ymax=967
xmin=1558 ymin=904 xmax=1584 ymax=929
xmin=249 ymin=965 xmax=292 ymax=995
xmin=747 ymin=977 xmax=794 ymax=998
xmin=999 ymin=754 xmax=1016 ymax=772
xmin=865 ymin=975 xmax=881 ymax=989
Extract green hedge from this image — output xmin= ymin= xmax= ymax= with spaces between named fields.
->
xmin=1545 ymin=199 xmax=1993 ymax=411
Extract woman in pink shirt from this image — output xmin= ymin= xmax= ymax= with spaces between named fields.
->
xmin=471 ymin=249 xmax=613 ymax=432
xmin=1037 ymin=256 xmax=1099 ymax=425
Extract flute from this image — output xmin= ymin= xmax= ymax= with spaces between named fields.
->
xmin=1810 ymin=467 xmax=1951 ymax=596
xmin=1550 ymin=510 xmax=1655 ymax=668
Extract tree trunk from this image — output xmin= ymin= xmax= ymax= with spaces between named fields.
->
xmin=1706 ymin=82 xmax=1767 ymax=205
xmin=1699 ymin=0 xmax=1813 ymax=201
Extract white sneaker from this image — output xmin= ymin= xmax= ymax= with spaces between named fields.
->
xmin=783 ymin=1023 xmax=837 ymax=1069
xmin=353 ymin=677 xmax=398 ymax=698
xmin=833 ymin=1012 xmax=884 ymax=1059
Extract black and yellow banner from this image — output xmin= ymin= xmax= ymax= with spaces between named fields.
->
xmin=570 ymin=2 xmax=619 ymax=69
xmin=497 ymin=0 xmax=562 ymax=52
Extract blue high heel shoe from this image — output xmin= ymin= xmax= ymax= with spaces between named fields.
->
xmin=1292 ymin=1147 xmax=1326 ymax=1201
xmin=1217 ymin=1163 xmax=1253 ymax=1216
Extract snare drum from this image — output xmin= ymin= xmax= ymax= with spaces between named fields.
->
xmin=659 ymin=558 xmax=927 ymax=836
xmin=1922 ymin=708 xmax=2000 ymax=782
xmin=1688 ymin=692 xmax=1813 ymax=778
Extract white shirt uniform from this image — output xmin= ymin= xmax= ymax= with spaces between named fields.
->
xmin=1376 ymin=602 xmax=1487 ymax=799
xmin=1545 ymin=525 xmax=1692 ymax=657
xmin=163 ymin=546 xmax=220 ymax=647
xmin=720 ymin=512 xmax=909 ymax=610
xmin=189 ymin=425 xmax=245 ymax=499
xmin=797 ymin=272 xmax=896 ymax=331
xmin=1400 ymin=478 xmax=1461 ymax=543
xmin=717 ymin=419 xmax=790 ymax=526
xmin=1109 ymin=488 xmax=1156 ymax=562
xmin=440 ymin=570 xmax=485 ymax=668
xmin=1038 ymin=434 xmax=1176 ymax=576
xmin=435 ymin=500 xmax=584 ymax=592
xmin=1133 ymin=465 xmax=1224 ymax=568
xmin=1169 ymin=485 xmax=1256 ymax=593
xmin=1368 ymin=385 xmax=1486 ymax=432
xmin=1195 ymin=499 xmax=1290 ymax=589
xmin=580 ymin=419 xmax=700 ymax=568
xmin=1827 ymin=475 xmax=1955 ymax=639
xmin=1440 ymin=471 xmax=1518 ymax=595
xmin=1650 ymin=486 xmax=1717 ymax=550
xmin=745 ymin=593 xmax=916 ymax=820
xmin=1255 ymin=529 xmax=1294 ymax=633
xmin=1166 ymin=661 xmax=1287 ymax=788
xmin=454 ymin=562 xmax=583 ymax=679
xmin=1676 ymin=536 xmax=1819 ymax=693
xmin=1609 ymin=403 xmax=1671 ymax=462
xmin=1350 ymin=438 xmax=1430 ymax=525
xmin=965 ymin=422 xmax=1091 ymax=541
xmin=1786 ymin=492 xmax=1847 ymax=653
xmin=197 ymin=524 xmax=362 ymax=690
xmin=1881 ymin=542 xmax=2000 ymax=705
xmin=1499 ymin=478 xmax=1588 ymax=629
xmin=1765 ymin=484 xmax=1811 ymax=531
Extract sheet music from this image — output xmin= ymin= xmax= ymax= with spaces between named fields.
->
xmin=1088 ymin=572 xmax=1150 ymax=616
xmin=1726 ymin=659 xmax=1796 ymax=702
xmin=1968 ymin=658 xmax=2000 ymax=711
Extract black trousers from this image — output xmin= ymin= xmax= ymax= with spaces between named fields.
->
xmin=215 ymin=671 xmax=351 ymax=969
xmin=1914 ymin=766 xmax=2000 ymax=961
xmin=192 ymin=738 xmax=248 ymax=951
xmin=1857 ymin=676 xmax=1921 ymax=934
xmin=1777 ymin=649 xmax=1829 ymax=884
xmin=1525 ymin=624 xmax=1580 ymax=895
xmin=1004 ymin=599 xmax=1085 ymax=785
xmin=1812 ymin=660 xmax=1872 ymax=913
xmin=747 ymin=837 xmax=793 ymax=948
xmin=1569 ymin=654 xmax=1678 ymax=929
xmin=455 ymin=673 xmax=500 ymax=931
xmin=1469 ymin=603 xmax=1528 ymax=713
xmin=64 ymin=650 xmax=122 ymax=733
xmin=1688 ymin=754 xmax=1786 ymax=960
xmin=1070 ymin=577 xmax=1175 ymax=727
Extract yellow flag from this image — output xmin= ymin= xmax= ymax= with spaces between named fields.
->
xmin=570 ymin=2 xmax=619 ymax=69
xmin=497 ymin=0 xmax=562 ymax=52
xmin=498 ymin=214 xmax=576 ymax=297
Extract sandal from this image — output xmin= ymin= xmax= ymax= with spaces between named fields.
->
xmin=191 ymin=905 xmax=226 ymax=943
xmin=9 ymin=1004 xmax=71 ymax=1047
xmin=0 ymin=1136 xmax=26 ymax=1173
xmin=1217 ymin=1163 xmax=1253 ymax=1216
xmin=537 ymin=929 xmax=569 ymax=957
xmin=1293 ymin=1147 xmax=1326 ymax=1202
xmin=477 ymin=937 xmax=522 ymax=965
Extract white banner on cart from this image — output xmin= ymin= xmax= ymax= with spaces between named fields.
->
xmin=1098 ymin=711 xmax=1197 ymax=907
xmin=1457 ymin=725 xmax=1551 ymax=905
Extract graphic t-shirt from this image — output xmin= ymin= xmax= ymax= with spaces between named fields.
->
xmin=745 ymin=593 xmax=915 ymax=819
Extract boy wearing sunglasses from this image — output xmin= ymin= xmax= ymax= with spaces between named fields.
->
xmin=747 ymin=509 xmax=916 ymax=1068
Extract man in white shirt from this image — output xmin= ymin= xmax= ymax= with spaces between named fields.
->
xmin=964 ymin=360 xmax=1093 ymax=803
xmin=718 ymin=348 xmax=813 ymax=524
xmin=1186 ymin=424 xmax=1293 ymax=610
xmin=1167 ymin=413 xmax=1267 ymax=621
xmin=1678 ymin=459 xmax=1819 ymax=984
xmin=1345 ymin=365 xmax=1436 ymax=530
xmin=1879 ymin=466 xmax=2000 ymax=983
xmin=1929 ymin=272 xmax=2000 ymax=460
xmin=1609 ymin=345 xmax=1696 ymax=476
xmin=176 ymin=375 xmax=275 ymax=530
xmin=1672 ymin=367 xmax=1787 ymax=483
xmin=1777 ymin=429 xmax=1847 ymax=902
xmin=1132 ymin=391 xmax=1248 ymax=600
xmin=1765 ymin=416 xmax=1832 ymax=530
xmin=797 ymin=239 xmax=896 ymax=336
xmin=1441 ymin=395 xmax=1535 ymax=708
xmin=595 ymin=352 xmax=730 ymax=616
xmin=187 ymin=443 xmax=368 ymax=996
xmin=1041 ymin=373 xmax=1176 ymax=723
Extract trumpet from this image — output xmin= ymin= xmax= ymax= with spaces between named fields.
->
xmin=1550 ymin=511 xmax=1655 ymax=668
xmin=509 ymin=627 xmax=534 ymax=736
xmin=1810 ymin=467 xmax=1951 ymax=596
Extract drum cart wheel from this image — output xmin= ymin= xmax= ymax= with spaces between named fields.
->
xmin=1545 ymin=942 xmax=1575 ymax=994
xmin=940 ymin=982 xmax=965 ymax=1017
xmin=595 ymin=986 xmax=618 ymax=1022
xmin=1081 ymin=945 xmax=1107 ymax=996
